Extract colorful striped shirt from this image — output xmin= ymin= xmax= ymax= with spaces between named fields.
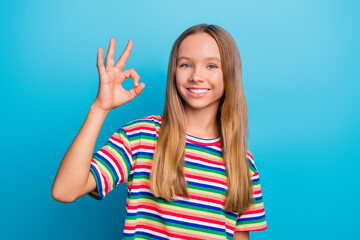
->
xmin=88 ymin=115 xmax=267 ymax=239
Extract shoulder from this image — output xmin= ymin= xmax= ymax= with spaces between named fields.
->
xmin=246 ymin=150 xmax=258 ymax=177
xmin=120 ymin=114 xmax=163 ymax=136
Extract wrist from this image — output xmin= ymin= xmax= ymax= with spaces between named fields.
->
xmin=90 ymin=102 xmax=110 ymax=116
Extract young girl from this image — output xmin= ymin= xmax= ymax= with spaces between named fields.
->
xmin=52 ymin=24 xmax=267 ymax=240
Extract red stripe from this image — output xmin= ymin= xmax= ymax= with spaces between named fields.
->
xmin=133 ymin=144 xmax=155 ymax=152
xmin=127 ymin=204 xmax=225 ymax=225
xmin=91 ymin=159 xmax=110 ymax=194
xmin=125 ymin=224 xmax=217 ymax=240
xmin=246 ymin=151 xmax=254 ymax=160
xmin=185 ymin=173 xmax=226 ymax=185
xmin=99 ymin=148 xmax=125 ymax=182
xmin=126 ymin=125 xmax=155 ymax=133
xmin=185 ymin=153 xmax=224 ymax=167
xmin=187 ymin=193 xmax=224 ymax=205
xmin=253 ymin=189 xmax=262 ymax=195
xmin=110 ymin=133 xmax=132 ymax=156
xmin=241 ymin=207 xmax=265 ymax=215
xmin=186 ymin=138 xmax=221 ymax=147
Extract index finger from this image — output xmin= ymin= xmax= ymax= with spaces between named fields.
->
xmin=114 ymin=40 xmax=133 ymax=71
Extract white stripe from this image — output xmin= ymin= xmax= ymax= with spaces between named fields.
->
xmin=134 ymin=168 xmax=151 ymax=174
xmin=226 ymin=228 xmax=235 ymax=235
xmin=185 ymin=177 xmax=227 ymax=190
xmin=127 ymin=208 xmax=225 ymax=230
xmin=127 ymin=129 xmax=157 ymax=138
xmin=168 ymin=193 xmax=224 ymax=209
xmin=129 ymin=188 xmax=224 ymax=209
xmin=123 ymin=228 xmax=183 ymax=240
xmin=186 ymin=134 xmax=220 ymax=143
xmin=251 ymin=175 xmax=259 ymax=181
xmin=246 ymin=155 xmax=256 ymax=168
xmin=239 ymin=211 xmax=265 ymax=219
xmin=108 ymin=138 xmax=132 ymax=161
xmin=135 ymin=148 xmax=154 ymax=154
xmin=253 ymin=193 xmax=262 ymax=198
xmin=90 ymin=161 xmax=106 ymax=198
xmin=97 ymin=150 xmax=122 ymax=184
xmin=185 ymin=157 xmax=225 ymax=170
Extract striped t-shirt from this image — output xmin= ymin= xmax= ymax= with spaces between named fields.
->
xmin=88 ymin=115 xmax=267 ymax=239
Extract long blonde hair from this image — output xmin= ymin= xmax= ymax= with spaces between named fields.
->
xmin=150 ymin=24 xmax=252 ymax=213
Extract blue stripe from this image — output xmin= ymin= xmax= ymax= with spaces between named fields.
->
xmin=93 ymin=151 xmax=120 ymax=186
xmin=128 ymin=211 xmax=225 ymax=232
xmin=252 ymin=178 xmax=260 ymax=184
xmin=129 ymin=191 xmax=224 ymax=212
xmin=238 ymin=214 xmax=266 ymax=222
xmin=133 ymin=171 xmax=150 ymax=177
xmin=109 ymin=141 xmax=132 ymax=174
xmin=123 ymin=231 xmax=168 ymax=240
xmin=89 ymin=163 xmax=104 ymax=199
xmin=247 ymin=156 xmax=257 ymax=172
xmin=254 ymin=195 xmax=263 ymax=201
xmin=227 ymin=232 xmax=233 ymax=238
xmin=186 ymin=142 xmax=222 ymax=154
xmin=127 ymin=131 xmax=157 ymax=139
xmin=133 ymin=151 xmax=154 ymax=158
xmin=186 ymin=179 xmax=227 ymax=192
xmin=185 ymin=160 xmax=226 ymax=173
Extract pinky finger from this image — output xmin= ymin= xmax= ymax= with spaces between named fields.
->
xmin=97 ymin=47 xmax=106 ymax=76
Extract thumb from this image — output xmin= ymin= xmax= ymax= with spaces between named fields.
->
xmin=134 ymin=82 xmax=145 ymax=95
xmin=127 ymin=82 xmax=145 ymax=101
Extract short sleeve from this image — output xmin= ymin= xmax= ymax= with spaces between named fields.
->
xmin=235 ymin=151 xmax=267 ymax=231
xmin=88 ymin=127 xmax=133 ymax=200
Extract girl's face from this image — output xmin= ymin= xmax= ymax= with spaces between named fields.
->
xmin=176 ymin=33 xmax=224 ymax=114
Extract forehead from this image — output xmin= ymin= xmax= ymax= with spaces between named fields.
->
xmin=177 ymin=33 xmax=221 ymax=61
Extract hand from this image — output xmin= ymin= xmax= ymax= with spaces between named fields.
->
xmin=92 ymin=37 xmax=145 ymax=112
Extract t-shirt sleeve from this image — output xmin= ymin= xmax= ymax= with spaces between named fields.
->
xmin=235 ymin=151 xmax=267 ymax=231
xmin=87 ymin=127 xmax=133 ymax=200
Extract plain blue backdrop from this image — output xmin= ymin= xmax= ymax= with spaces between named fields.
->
xmin=1 ymin=0 xmax=359 ymax=239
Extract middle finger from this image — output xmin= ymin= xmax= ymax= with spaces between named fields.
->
xmin=115 ymin=40 xmax=133 ymax=71
xmin=105 ymin=37 xmax=115 ymax=68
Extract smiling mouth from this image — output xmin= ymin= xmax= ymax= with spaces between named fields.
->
xmin=187 ymin=88 xmax=210 ymax=93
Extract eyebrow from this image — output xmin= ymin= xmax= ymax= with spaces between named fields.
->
xmin=177 ymin=56 xmax=221 ymax=62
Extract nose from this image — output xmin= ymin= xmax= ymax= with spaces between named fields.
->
xmin=189 ymin=66 xmax=204 ymax=82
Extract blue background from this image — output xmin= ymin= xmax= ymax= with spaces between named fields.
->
xmin=1 ymin=0 xmax=359 ymax=239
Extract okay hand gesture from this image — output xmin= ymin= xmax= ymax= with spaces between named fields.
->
xmin=92 ymin=38 xmax=145 ymax=112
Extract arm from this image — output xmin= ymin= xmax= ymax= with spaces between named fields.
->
xmin=51 ymin=104 xmax=109 ymax=203
xmin=51 ymin=38 xmax=144 ymax=203
xmin=233 ymin=231 xmax=249 ymax=240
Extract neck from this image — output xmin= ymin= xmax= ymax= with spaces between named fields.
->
xmin=184 ymin=106 xmax=220 ymax=139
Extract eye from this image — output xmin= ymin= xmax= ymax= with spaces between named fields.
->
xmin=208 ymin=64 xmax=218 ymax=69
xmin=180 ymin=63 xmax=191 ymax=68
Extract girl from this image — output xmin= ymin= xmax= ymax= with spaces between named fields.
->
xmin=52 ymin=24 xmax=267 ymax=240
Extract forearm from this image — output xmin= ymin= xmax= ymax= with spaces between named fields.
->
xmin=52 ymin=103 xmax=109 ymax=202
xmin=233 ymin=231 xmax=249 ymax=240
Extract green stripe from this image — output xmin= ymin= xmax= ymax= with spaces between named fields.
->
xmin=107 ymin=140 xmax=131 ymax=175
xmin=126 ymin=213 xmax=224 ymax=236
xmin=92 ymin=155 xmax=117 ymax=188
xmin=238 ymin=217 xmax=266 ymax=225
xmin=186 ymin=145 xmax=222 ymax=157
xmin=185 ymin=163 xmax=226 ymax=176
xmin=187 ymin=182 xmax=226 ymax=196
xmin=129 ymin=194 xmax=222 ymax=215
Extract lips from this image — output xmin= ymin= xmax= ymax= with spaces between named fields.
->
xmin=186 ymin=88 xmax=209 ymax=97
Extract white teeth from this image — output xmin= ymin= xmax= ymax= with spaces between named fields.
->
xmin=189 ymin=89 xmax=209 ymax=93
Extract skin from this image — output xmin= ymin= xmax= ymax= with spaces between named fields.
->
xmin=176 ymin=32 xmax=224 ymax=139
xmin=52 ymin=35 xmax=249 ymax=239
xmin=52 ymin=38 xmax=144 ymax=202
xmin=176 ymin=33 xmax=249 ymax=239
